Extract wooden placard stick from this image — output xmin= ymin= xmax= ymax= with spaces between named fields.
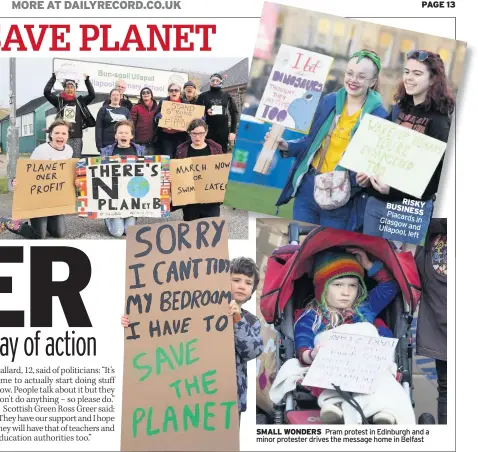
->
xmin=253 ymin=124 xmax=286 ymax=175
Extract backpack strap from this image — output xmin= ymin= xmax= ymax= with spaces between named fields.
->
xmin=315 ymin=114 xmax=339 ymax=174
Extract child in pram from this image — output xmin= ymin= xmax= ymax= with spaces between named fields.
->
xmin=272 ymin=248 xmax=416 ymax=424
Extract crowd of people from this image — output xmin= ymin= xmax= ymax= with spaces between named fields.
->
xmin=0 ymin=72 xmax=239 ymax=239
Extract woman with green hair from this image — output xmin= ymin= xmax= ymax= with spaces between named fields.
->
xmin=271 ymin=50 xmax=388 ymax=231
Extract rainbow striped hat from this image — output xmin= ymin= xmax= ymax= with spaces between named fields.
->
xmin=313 ymin=251 xmax=368 ymax=304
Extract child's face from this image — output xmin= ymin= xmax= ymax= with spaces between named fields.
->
xmin=231 ymin=273 xmax=254 ymax=304
xmin=325 ymin=276 xmax=359 ymax=310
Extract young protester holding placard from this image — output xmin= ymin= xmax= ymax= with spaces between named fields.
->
xmin=0 ymin=120 xmax=75 ymax=239
xmin=415 ymin=219 xmax=447 ymax=424
xmin=357 ymin=51 xmax=455 ymax=238
xmin=95 ymin=89 xmax=131 ymax=152
xmin=174 ymin=119 xmax=224 ymax=221
xmin=290 ymin=248 xmax=415 ymax=424
xmin=43 ymin=72 xmax=96 ymax=158
xmin=271 ymin=50 xmax=388 ymax=231
xmin=100 ymin=120 xmax=145 ymax=237
xmin=153 ymin=83 xmax=190 ymax=158
xmin=197 ymin=73 xmax=239 ymax=153
xmin=130 ymin=87 xmax=158 ymax=156
xmin=120 ymin=256 xmax=264 ymax=422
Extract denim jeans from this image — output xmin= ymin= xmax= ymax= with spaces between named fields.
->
xmin=292 ymin=169 xmax=353 ymax=230
xmin=19 ymin=215 xmax=66 ymax=239
xmin=363 ymin=196 xmax=433 ymax=244
xmin=105 ymin=217 xmax=136 ymax=237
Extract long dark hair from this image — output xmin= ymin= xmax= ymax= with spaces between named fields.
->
xmin=395 ymin=51 xmax=455 ymax=115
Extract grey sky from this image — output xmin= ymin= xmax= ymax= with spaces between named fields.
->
xmin=0 ymin=57 xmax=244 ymax=107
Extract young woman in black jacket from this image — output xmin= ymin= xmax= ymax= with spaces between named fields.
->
xmin=357 ymin=51 xmax=455 ymax=242
xmin=44 ymin=72 xmax=96 ymax=158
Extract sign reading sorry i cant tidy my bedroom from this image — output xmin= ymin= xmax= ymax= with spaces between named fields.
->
xmin=121 ymin=218 xmax=239 ymax=452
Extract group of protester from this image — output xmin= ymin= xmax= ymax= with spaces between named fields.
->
xmin=271 ymin=49 xmax=454 ymax=240
xmin=89 ymin=73 xmax=238 ymax=157
xmin=0 ymin=71 xmax=239 ymax=239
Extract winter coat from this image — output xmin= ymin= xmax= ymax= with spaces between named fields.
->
xmin=415 ymin=219 xmax=447 ymax=361
xmin=276 ymin=89 xmax=388 ymax=210
xmin=175 ymin=139 xmax=223 ymax=159
xmin=234 ymin=309 xmax=264 ymax=413
xmin=95 ymin=105 xmax=131 ymax=150
xmin=44 ymin=74 xmax=96 ymax=138
xmin=100 ymin=142 xmax=145 ymax=157
xmin=130 ymin=100 xmax=158 ymax=144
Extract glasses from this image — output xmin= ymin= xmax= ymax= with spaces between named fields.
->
xmin=189 ymin=131 xmax=206 ymax=137
xmin=407 ymin=50 xmax=429 ymax=61
xmin=210 ymin=79 xmax=221 ymax=84
xmin=344 ymin=70 xmax=374 ymax=83
xmin=142 ymin=91 xmax=152 ymax=95
xmin=169 ymin=89 xmax=180 ymax=93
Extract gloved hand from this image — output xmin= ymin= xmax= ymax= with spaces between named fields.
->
xmin=154 ymin=112 xmax=162 ymax=122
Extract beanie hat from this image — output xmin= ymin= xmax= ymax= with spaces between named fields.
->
xmin=184 ymin=80 xmax=196 ymax=89
xmin=313 ymin=251 xmax=368 ymax=304
xmin=210 ymin=73 xmax=223 ymax=81
xmin=62 ymin=79 xmax=77 ymax=89
xmin=140 ymin=87 xmax=153 ymax=96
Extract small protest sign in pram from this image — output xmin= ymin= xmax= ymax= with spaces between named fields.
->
xmin=301 ymin=332 xmax=398 ymax=394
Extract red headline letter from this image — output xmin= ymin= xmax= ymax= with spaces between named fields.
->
xmin=50 ymin=25 xmax=70 ymax=51
xmin=79 ymin=24 xmax=100 ymax=51
xmin=100 ymin=25 xmax=119 ymax=51
xmin=196 ymin=24 xmax=215 ymax=51
xmin=173 ymin=25 xmax=194 ymax=51
xmin=1 ymin=25 xmax=28 ymax=51
xmin=120 ymin=25 xmax=146 ymax=51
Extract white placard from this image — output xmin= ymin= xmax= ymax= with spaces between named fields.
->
xmin=301 ymin=332 xmax=398 ymax=394
xmin=53 ymin=58 xmax=188 ymax=97
xmin=339 ymin=114 xmax=447 ymax=198
xmin=255 ymin=44 xmax=334 ymax=133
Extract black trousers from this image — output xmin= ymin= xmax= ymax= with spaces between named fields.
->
xmin=182 ymin=203 xmax=220 ymax=222
xmin=436 ymin=359 xmax=447 ymax=424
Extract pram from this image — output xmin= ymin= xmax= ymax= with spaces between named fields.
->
xmin=260 ymin=223 xmax=427 ymax=425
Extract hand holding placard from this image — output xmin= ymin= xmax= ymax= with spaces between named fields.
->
xmin=301 ymin=331 xmax=398 ymax=394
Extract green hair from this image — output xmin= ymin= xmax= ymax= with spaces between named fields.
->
xmin=350 ymin=50 xmax=382 ymax=73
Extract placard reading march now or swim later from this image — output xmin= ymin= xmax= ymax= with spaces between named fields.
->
xmin=76 ymin=156 xmax=171 ymax=218
xmin=121 ymin=219 xmax=239 ymax=452
xmin=256 ymin=44 xmax=333 ymax=134
xmin=339 ymin=114 xmax=447 ymax=199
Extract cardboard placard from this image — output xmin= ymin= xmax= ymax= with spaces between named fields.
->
xmin=256 ymin=44 xmax=333 ymax=134
xmin=170 ymin=154 xmax=232 ymax=206
xmin=76 ymin=156 xmax=171 ymax=219
xmin=121 ymin=218 xmax=239 ymax=452
xmin=301 ymin=332 xmax=398 ymax=394
xmin=158 ymin=101 xmax=205 ymax=131
xmin=339 ymin=114 xmax=447 ymax=198
xmin=12 ymin=159 xmax=78 ymax=220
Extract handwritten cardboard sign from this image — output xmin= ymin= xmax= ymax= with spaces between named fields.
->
xmin=158 ymin=101 xmax=205 ymax=131
xmin=301 ymin=332 xmax=398 ymax=394
xmin=170 ymin=154 xmax=232 ymax=206
xmin=256 ymin=44 xmax=333 ymax=134
xmin=12 ymin=159 xmax=78 ymax=220
xmin=339 ymin=114 xmax=447 ymax=198
xmin=75 ymin=156 xmax=171 ymax=218
xmin=121 ymin=219 xmax=239 ymax=452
